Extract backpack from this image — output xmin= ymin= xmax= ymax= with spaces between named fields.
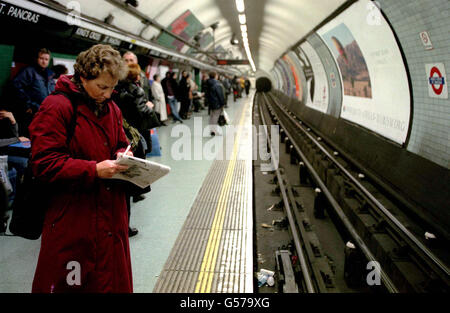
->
xmin=8 ymin=91 xmax=78 ymax=240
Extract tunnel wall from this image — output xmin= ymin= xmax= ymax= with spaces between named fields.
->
xmin=377 ymin=0 xmax=450 ymax=169
xmin=268 ymin=0 xmax=450 ymax=234
xmin=270 ymin=0 xmax=449 ymax=169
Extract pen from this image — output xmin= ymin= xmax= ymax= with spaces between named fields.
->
xmin=123 ymin=144 xmax=131 ymax=156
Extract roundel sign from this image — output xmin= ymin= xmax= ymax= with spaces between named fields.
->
xmin=426 ymin=63 xmax=448 ymax=99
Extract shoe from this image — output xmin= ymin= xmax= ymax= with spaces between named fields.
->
xmin=129 ymin=227 xmax=138 ymax=237
xmin=133 ymin=194 xmax=146 ymax=203
xmin=160 ymin=122 xmax=167 ymax=126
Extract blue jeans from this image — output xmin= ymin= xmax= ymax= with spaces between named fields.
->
xmin=8 ymin=156 xmax=28 ymax=179
xmin=168 ymin=97 xmax=182 ymax=121
xmin=7 ymin=156 xmax=28 ymax=206
xmin=7 ymin=167 xmax=17 ymax=206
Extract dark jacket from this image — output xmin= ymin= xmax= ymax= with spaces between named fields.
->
xmin=161 ymin=76 xmax=179 ymax=100
xmin=178 ymin=77 xmax=190 ymax=101
xmin=113 ymin=80 xmax=154 ymax=134
xmin=29 ymin=75 xmax=132 ymax=293
xmin=12 ymin=65 xmax=55 ymax=113
xmin=206 ymin=78 xmax=225 ymax=110
xmin=139 ymin=71 xmax=154 ymax=102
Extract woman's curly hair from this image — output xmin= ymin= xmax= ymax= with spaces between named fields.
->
xmin=74 ymin=44 xmax=128 ymax=81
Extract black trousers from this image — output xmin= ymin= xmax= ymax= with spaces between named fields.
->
xmin=179 ymin=99 xmax=190 ymax=118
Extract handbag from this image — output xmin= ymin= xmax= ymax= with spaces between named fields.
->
xmin=8 ymin=91 xmax=78 ymax=240
xmin=147 ymin=110 xmax=161 ymax=129
xmin=140 ymin=109 xmax=160 ymax=132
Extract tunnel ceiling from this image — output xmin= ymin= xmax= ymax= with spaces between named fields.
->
xmin=54 ymin=0 xmax=346 ymax=72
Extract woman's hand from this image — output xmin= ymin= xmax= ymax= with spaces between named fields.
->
xmin=96 ymin=160 xmax=129 ymax=178
xmin=0 ymin=110 xmax=16 ymax=125
xmin=117 ymin=150 xmax=133 ymax=159
xmin=146 ymin=101 xmax=154 ymax=109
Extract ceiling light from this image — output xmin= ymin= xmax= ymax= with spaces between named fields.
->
xmin=235 ymin=0 xmax=245 ymax=13
xmin=240 ymin=24 xmax=247 ymax=32
xmin=238 ymin=14 xmax=246 ymax=24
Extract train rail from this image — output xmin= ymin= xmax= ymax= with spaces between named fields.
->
xmin=256 ymin=92 xmax=450 ymax=293
xmin=256 ymin=93 xmax=339 ymax=293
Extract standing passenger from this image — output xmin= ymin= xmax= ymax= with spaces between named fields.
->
xmin=151 ymin=74 xmax=168 ymax=126
xmin=113 ymin=63 xmax=156 ymax=236
xmin=122 ymin=51 xmax=155 ymax=103
xmin=29 ymin=44 xmax=133 ymax=293
xmin=11 ymin=48 xmax=55 ymax=137
xmin=205 ymin=71 xmax=225 ymax=136
xmin=178 ymin=71 xmax=191 ymax=120
xmin=244 ymin=78 xmax=251 ymax=97
xmin=161 ymin=72 xmax=182 ymax=123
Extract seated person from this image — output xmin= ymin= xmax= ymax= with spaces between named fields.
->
xmin=0 ymin=110 xmax=30 ymax=205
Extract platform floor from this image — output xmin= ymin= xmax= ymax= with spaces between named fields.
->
xmin=153 ymin=93 xmax=254 ymax=293
xmin=0 ymin=94 xmax=252 ymax=293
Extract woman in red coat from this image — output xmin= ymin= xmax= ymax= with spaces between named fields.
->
xmin=29 ymin=44 xmax=133 ymax=293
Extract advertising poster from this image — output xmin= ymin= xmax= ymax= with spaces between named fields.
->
xmin=321 ymin=23 xmax=371 ymax=99
xmin=298 ymin=41 xmax=329 ymax=113
xmin=285 ymin=51 xmax=307 ymax=103
xmin=294 ymin=46 xmax=313 ymax=105
xmin=157 ymin=10 xmax=204 ymax=52
xmin=275 ymin=60 xmax=292 ymax=96
xmin=283 ymin=54 xmax=301 ymax=100
xmin=317 ymin=0 xmax=411 ymax=144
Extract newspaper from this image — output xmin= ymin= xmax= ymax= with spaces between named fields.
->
xmin=110 ymin=154 xmax=171 ymax=189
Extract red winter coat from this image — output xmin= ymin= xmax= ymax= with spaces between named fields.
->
xmin=29 ymin=75 xmax=132 ymax=293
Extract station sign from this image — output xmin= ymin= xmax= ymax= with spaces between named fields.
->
xmin=0 ymin=1 xmax=41 ymax=24
xmin=74 ymin=27 xmax=102 ymax=41
xmin=217 ymin=59 xmax=250 ymax=65
xmin=73 ymin=27 xmax=122 ymax=47
xmin=0 ymin=1 xmax=75 ymax=40
xmin=426 ymin=63 xmax=448 ymax=99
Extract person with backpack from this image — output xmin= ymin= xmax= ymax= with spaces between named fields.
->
xmin=28 ymin=44 xmax=133 ymax=293
xmin=113 ymin=62 xmax=156 ymax=236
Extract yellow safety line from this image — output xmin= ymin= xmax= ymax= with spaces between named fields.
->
xmin=195 ymin=102 xmax=248 ymax=293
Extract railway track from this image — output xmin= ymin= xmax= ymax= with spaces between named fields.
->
xmin=256 ymin=92 xmax=450 ymax=293
xmin=256 ymin=93 xmax=339 ymax=293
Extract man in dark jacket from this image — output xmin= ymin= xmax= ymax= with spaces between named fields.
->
xmin=161 ymin=72 xmax=183 ymax=123
xmin=11 ymin=48 xmax=55 ymax=136
xmin=206 ymin=71 xmax=225 ymax=136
